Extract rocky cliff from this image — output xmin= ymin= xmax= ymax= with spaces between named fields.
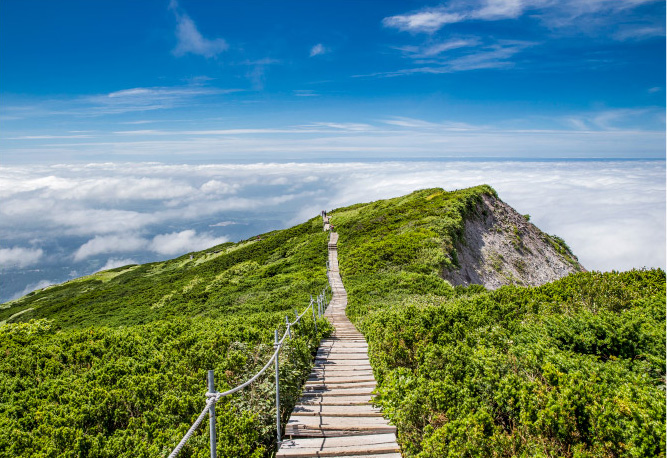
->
xmin=443 ymin=193 xmax=584 ymax=289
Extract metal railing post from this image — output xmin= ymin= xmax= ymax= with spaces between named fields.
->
xmin=312 ymin=299 xmax=317 ymax=334
xmin=286 ymin=316 xmax=291 ymax=338
xmin=207 ymin=370 xmax=217 ymax=458
xmin=274 ymin=330 xmax=281 ymax=447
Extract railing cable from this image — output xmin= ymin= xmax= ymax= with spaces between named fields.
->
xmin=167 ymin=286 xmax=328 ymax=457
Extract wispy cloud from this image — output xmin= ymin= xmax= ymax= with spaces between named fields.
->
xmin=7 ymin=135 xmax=92 ymax=140
xmin=169 ymin=0 xmax=228 ymax=58
xmin=293 ymin=89 xmax=319 ymax=97
xmin=383 ymin=9 xmax=465 ymax=33
xmin=0 ymin=84 xmax=242 ymax=121
xmin=383 ymin=0 xmax=664 ymax=38
xmin=393 ymin=38 xmax=480 ymax=58
xmin=309 ymin=43 xmax=328 ymax=57
xmin=240 ymin=58 xmax=281 ymax=90
xmin=563 ymin=108 xmax=660 ymax=131
xmin=2 ymin=110 xmax=664 ymax=162
xmin=381 ymin=117 xmax=479 ymax=131
xmin=359 ymin=40 xmax=535 ymax=77
xmin=89 ymin=85 xmax=234 ymax=115
xmin=613 ymin=25 xmax=665 ymax=41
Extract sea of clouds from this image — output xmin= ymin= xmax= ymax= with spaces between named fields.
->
xmin=1 ymin=160 xmax=664 ymax=302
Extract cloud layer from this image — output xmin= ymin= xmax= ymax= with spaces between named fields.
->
xmin=1 ymin=160 xmax=664 ymax=302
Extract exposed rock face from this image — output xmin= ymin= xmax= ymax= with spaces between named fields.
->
xmin=443 ymin=194 xmax=584 ymax=289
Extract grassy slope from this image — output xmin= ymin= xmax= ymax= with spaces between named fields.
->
xmin=2 ymin=185 xmax=664 ymax=457
xmin=328 ymin=186 xmax=666 ymax=457
xmin=0 ymin=217 xmax=333 ymax=457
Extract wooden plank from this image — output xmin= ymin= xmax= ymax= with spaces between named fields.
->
xmin=304 ymin=382 xmax=376 ymax=391
xmin=276 ymin=433 xmax=400 ymax=457
xmin=314 ymin=362 xmax=373 ymax=368
xmin=297 ymin=395 xmax=374 ymax=406
xmin=308 ymin=373 xmax=375 ymax=380
xmin=306 ymin=377 xmax=376 ymax=384
xmin=290 ymin=404 xmax=383 ymax=417
xmin=302 ymin=387 xmax=375 ymax=397
xmin=285 ymin=417 xmax=396 ymax=436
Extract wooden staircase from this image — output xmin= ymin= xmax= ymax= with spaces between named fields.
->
xmin=277 ymin=232 xmax=401 ymax=457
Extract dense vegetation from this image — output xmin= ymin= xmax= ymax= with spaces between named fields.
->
xmin=329 ymin=187 xmax=666 ymax=457
xmin=0 ymin=217 xmax=333 ymax=457
xmin=2 ymin=185 xmax=664 ymax=457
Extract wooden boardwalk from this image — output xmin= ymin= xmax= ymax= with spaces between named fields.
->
xmin=277 ymin=232 xmax=401 ymax=457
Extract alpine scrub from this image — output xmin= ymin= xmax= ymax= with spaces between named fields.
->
xmin=2 ymin=185 xmax=663 ymax=457
xmin=327 ymin=187 xmax=665 ymax=457
xmin=0 ymin=217 xmax=333 ymax=457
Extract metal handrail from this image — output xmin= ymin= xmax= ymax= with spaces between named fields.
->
xmin=168 ymin=277 xmax=331 ymax=457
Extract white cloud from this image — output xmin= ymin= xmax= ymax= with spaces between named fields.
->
xmin=383 ymin=10 xmax=464 ymax=33
xmin=395 ymin=38 xmax=480 ymax=58
xmin=382 ymin=0 xmax=663 ymax=38
xmin=0 ymin=247 xmax=43 ymax=268
xmin=7 ymin=135 xmax=92 ymax=140
xmin=74 ymin=234 xmax=148 ymax=261
xmin=170 ymin=1 xmax=228 ymax=58
xmin=149 ymin=230 xmax=228 ymax=255
xmin=200 ymin=180 xmax=239 ymax=194
xmin=614 ymin=25 xmax=665 ymax=41
xmin=241 ymin=58 xmax=281 ymax=90
xmin=11 ymin=279 xmax=54 ymax=300
xmin=360 ymin=40 xmax=535 ymax=77
xmin=293 ymin=90 xmax=319 ymax=97
xmin=309 ymin=43 xmax=327 ymax=57
xmin=97 ymin=258 xmax=138 ymax=272
xmin=473 ymin=0 xmax=525 ymax=20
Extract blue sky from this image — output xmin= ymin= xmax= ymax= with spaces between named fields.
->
xmin=1 ymin=0 xmax=665 ymax=162
xmin=0 ymin=1 xmax=665 ymax=301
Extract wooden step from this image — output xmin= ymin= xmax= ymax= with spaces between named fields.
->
xmin=285 ymin=415 xmax=396 ymax=437
xmin=308 ymin=371 xmax=375 ymax=379
xmin=302 ymin=386 xmax=375 ymax=397
xmin=306 ymin=376 xmax=375 ymax=383
xmin=277 ymin=433 xmax=400 ymax=457
xmin=291 ymin=404 xmax=383 ymax=417
xmin=304 ymin=382 xmax=376 ymax=391
xmin=298 ymin=395 xmax=375 ymax=406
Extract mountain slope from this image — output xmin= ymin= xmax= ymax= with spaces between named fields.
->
xmin=0 ymin=217 xmax=333 ymax=457
xmin=1 ymin=219 xmax=329 ymax=328
xmin=323 ymin=186 xmax=665 ymax=457
xmin=1 ymin=184 xmax=663 ymax=458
